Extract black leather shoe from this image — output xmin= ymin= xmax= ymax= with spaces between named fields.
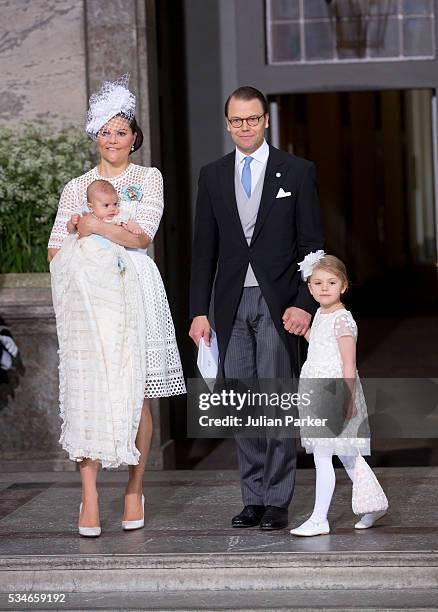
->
xmin=232 ymin=505 xmax=265 ymax=528
xmin=259 ymin=506 xmax=288 ymax=530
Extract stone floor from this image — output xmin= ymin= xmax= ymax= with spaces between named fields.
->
xmin=0 ymin=467 xmax=436 ymax=556
xmin=0 ymin=467 xmax=437 ymax=610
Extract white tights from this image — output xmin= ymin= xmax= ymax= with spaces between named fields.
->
xmin=310 ymin=453 xmax=357 ymax=523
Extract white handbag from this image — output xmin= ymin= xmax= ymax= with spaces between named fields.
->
xmin=352 ymin=455 xmax=389 ymax=515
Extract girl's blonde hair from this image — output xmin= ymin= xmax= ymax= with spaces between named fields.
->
xmin=310 ymin=255 xmax=349 ymax=289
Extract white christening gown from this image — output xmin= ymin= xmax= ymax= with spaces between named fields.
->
xmin=50 ymin=233 xmax=146 ymax=468
xmin=299 ymin=308 xmax=370 ymax=457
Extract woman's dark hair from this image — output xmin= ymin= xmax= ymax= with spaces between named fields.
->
xmin=224 ymin=86 xmax=269 ymax=117
xmin=129 ymin=116 xmax=144 ymax=153
xmin=117 ymin=113 xmax=144 ymax=153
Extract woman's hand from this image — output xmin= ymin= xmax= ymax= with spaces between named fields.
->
xmin=48 ymin=248 xmax=59 ymax=263
xmin=76 ymin=213 xmax=101 ymax=238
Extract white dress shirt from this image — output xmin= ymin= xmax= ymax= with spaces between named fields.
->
xmin=235 ymin=139 xmax=270 ymax=192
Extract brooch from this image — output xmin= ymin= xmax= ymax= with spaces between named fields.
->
xmin=122 ymin=184 xmax=143 ymax=201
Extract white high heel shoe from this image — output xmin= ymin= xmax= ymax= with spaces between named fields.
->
xmin=122 ymin=494 xmax=145 ymax=531
xmin=78 ymin=503 xmax=101 ymax=537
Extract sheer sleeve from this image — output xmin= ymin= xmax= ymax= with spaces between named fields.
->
xmin=48 ymin=180 xmax=79 ymax=249
xmin=136 ymin=167 xmax=163 ymax=241
xmin=334 ymin=313 xmax=357 ymax=339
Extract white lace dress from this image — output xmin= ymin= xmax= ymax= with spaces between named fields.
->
xmin=48 ymin=163 xmax=186 ymax=399
xmin=299 ymin=308 xmax=370 ymax=457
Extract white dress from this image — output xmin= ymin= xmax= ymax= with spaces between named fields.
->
xmin=299 ymin=308 xmax=370 ymax=457
xmin=48 ymin=163 xmax=186 ymax=398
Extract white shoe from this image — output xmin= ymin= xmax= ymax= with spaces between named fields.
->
xmin=78 ymin=503 xmax=101 ymax=537
xmin=290 ymin=518 xmax=330 ymax=537
xmin=354 ymin=509 xmax=387 ymax=529
xmin=122 ymin=494 xmax=145 ymax=531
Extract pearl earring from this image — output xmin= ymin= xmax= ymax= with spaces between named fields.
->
xmin=131 ymin=145 xmax=135 ymax=152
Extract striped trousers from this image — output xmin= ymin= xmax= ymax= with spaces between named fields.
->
xmin=223 ymin=287 xmax=297 ymax=508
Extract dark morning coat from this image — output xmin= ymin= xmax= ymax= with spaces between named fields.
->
xmin=189 ymin=144 xmax=324 ymax=375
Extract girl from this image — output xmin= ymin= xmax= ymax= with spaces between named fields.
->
xmin=48 ymin=75 xmax=186 ymax=536
xmin=290 ymin=252 xmax=387 ymax=537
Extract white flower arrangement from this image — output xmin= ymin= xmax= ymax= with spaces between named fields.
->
xmin=298 ymin=250 xmax=326 ymax=280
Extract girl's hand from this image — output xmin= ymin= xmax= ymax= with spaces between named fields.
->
xmin=70 ymin=214 xmax=80 ymax=226
xmin=282 ymin=307 xmax=311 ymax=336
xmin=77 ymin=213 xmax=100 ymax=238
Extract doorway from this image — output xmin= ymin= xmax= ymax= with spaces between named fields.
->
xmin=271 ymin=90 xmax=438 ymax=465
xmin=272 ymin=90 xmax=438 ymax=373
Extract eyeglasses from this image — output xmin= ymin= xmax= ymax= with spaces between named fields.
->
xmin=227 ymin=114 xmax=266 ymax=128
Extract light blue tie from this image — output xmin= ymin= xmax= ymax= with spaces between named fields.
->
xmin=241 ymin=156 xmax=253 ymax=198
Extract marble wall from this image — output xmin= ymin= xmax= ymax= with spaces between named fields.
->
xmin=0 ymin=0 xmax=152 ymax=165
xmin=0 ymin=0 xmax=87 ymax=126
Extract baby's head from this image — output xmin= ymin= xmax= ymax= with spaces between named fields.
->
xmin=307 ymin=254 xmax=349 ymax=309
xmin=86 ymin=179 xmax=119 ymax=221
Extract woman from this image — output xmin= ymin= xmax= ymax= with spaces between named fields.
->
xmin=48 ymin=75 xmax=186 ymax=536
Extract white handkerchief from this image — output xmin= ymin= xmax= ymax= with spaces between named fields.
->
xmin=276 ymin=187 xmax=292 ymax=199
xmin=197 ymin=330 xmax=219 ymax=389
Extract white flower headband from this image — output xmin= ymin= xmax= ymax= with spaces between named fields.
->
xmin=298 ymin=250 xmax=326 ymax=280
xmin=85 ymin=73 xmax=136 ymax=139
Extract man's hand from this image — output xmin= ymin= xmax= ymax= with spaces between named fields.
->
xmin=189 ymin=315 xmax=211 ymax=347
xmin=282 ymin=307 xmax=311 ymax=336
xmin=76 ymin=213 xmax=100 ymax=238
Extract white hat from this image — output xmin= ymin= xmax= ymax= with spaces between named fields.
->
xmin=85 ymin=74 xmax=136 ymax=139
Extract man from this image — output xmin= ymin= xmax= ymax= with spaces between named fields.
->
xmin=189 ymin=86 xmax=324 ymax=530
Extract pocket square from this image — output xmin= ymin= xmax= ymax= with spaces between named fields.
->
xmin=276 ymin=187 xmax=292 ymax=199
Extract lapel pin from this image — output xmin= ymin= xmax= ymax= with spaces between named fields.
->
xmin=276 ymin=172 xmax=281 ymax=178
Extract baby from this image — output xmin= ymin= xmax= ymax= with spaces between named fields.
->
xmin=67 ymin=179 xmax=144 ymax=235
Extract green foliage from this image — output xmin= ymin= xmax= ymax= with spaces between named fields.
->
xmin=0 ymin=123 xmax=96 ymax=273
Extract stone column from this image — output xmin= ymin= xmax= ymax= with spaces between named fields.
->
xmin=84 ymin=0 xmax=155 ymax=168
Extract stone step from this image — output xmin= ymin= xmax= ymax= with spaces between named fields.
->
xmin=0 ymin=588 xmax=437 ymax=611
xmin=1 ymin=552 xmax=437 ymax=593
